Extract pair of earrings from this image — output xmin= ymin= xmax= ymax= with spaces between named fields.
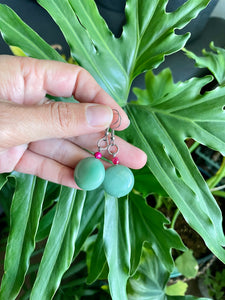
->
xmin=74 ymin=110 xmax=134 ymax=198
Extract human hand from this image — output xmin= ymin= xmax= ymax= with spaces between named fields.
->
xmin=0 ymin=56 xmax=147 ymax=188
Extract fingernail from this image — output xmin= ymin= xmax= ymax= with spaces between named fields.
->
xmin=86 ymin=104 xmax=113 ymax=127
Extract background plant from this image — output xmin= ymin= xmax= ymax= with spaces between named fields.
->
xmin=0 ymin=0 xmax=225 ymax=299
xmin=204 ymin=268 xmax=225 ymax=300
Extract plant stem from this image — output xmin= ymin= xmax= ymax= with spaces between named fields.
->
xmin=189 ymin=141 xmax=199 ymax=153
xmin=171 ymin=208 xmax=180 ymax=229
xmin=208 ymin=157 xmax=225 ymax=189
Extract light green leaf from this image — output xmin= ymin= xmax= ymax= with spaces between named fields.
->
xmin=120 ymin=69 xmax=225 ymax=262
xmin=37 ymin=0 xmax=210 ymax=105
xmin=175 ymin=250 xmax=198 ymax=279
xmin=0 ymin=173 xmax=47 ymax=300
xmin=166 ymin=281 xmax=188 ymax=296
xmin=30 ymin=188 xmax=86 ymax=300
xmin=0 ymin=5 xmax=64 ymax=61
xmin=10 ymin=46 xmax=27 ymax=57
xmin=167 ymin=296 xmax=210 ymax=300
xmin=184 ymin=42 xmax=225 ymax=85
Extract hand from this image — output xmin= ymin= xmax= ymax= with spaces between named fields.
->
xmin=0 ymin=56 xmax=147 ymax=188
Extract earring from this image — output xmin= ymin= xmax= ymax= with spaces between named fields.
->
xmin=73 ymin=130 xmax=107 ymax=191
xmin=74 ymin=109 xmax=134 ymax=197
xmin=102 ymin=111 xmax=134 ymax=198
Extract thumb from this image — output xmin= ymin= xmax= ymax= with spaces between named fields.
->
xmin=0 ymin=100 xmax=113 ymax=149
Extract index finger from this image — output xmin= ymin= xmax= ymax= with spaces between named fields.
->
xmin=21 ymin=57 xmax=130 ymax=130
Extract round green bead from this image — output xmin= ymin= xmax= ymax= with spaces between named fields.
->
xmin=74 ymin=157 xmax=105 ymax=191
xmin=103 ymin=165 xmax=134 ymax=197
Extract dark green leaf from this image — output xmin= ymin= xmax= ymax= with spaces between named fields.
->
xmin=0 ymin=177 xmax=14 ymax=220
xmin=129 ymin=194 xmax=185 ymax=274
xmin=0 ymin=173 xmax=47 ymax=299
xmin=127 ymin=244 xmax=210 ymax=300
xmin=35 ymin=205 xmax=57 ymax=242
xmin=0 ymin=174 xmax=7 ymax=190
xmin=127 ymin=244 xmax=169 ymax=299
xmin=133 ymin=166 xmax=168 ymax=197
xmin=87 ymin=223 xmax=108 ymax=284
xmin=103 ymin=193 xmax=185 ymax=300
xmin=74 ymin=187 xmax=105 ymax=257
xmin=30 ymin=188 xmax=86 ymax=300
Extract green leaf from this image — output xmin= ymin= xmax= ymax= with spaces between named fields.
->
xmin=166 ymin=281 xmax=188 ymax=296
xmin=0 ymin=5 xmax=64 ymax=61
xmin=133 ymin=166 xmax=168 ymax=197
xmin=87 ymin=223 xmax=108 ymax=284
xmin=30 ymin=188 xmax=86 ymax=300
xmin=35 ymin=205 xmax=57 ymax=242
xmin=0 ymin=173 xmax=47 ymax=300
xmin=175 ymin=250 xmax=198 ymax=279
xmin=127 ymin=244 xmax=170 ymax=300
xmin=74 ymin=187 xmax=105 ymax=257
xmin=129 ymin=194 xmax=185 ymax=274
xmin=103 ymin=193 xmax=185 ymax=300
xmin=120 ymin=69 xmax=225 ymax=263
xmin=184 ymin=42 xmax=225 ymax=86
xmin=167 ymin=297 xmax=211 ymax=300
xmin=0 ymin=174 xmax=7 ymax=190
xmin=103 ymin=194 xmax=130 ymax=300
xmin=127 ymin=244 xmax=209 ymax=300
xmin=37 ymin=0 xmax=210 ymax=105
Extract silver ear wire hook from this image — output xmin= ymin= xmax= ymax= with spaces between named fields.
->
xmin=111 ymin=109 xmax=121 ymax=130
xmin=96 ymin=109 xmax=121 ymax=159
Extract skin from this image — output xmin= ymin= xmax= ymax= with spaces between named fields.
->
xmin=0 ymin=55 xmax=147 ymax=189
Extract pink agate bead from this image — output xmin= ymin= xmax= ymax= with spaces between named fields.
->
xmin=94 ymin=152 xmax=102 ymax=159
xmin=112 ymin=157 xmax=120 ymax=165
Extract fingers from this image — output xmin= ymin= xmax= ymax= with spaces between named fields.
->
xmin=28 ymin=135 xmax=147 ymax=170
xmin=15 ymin=136 xmax=147 ymax=187
xmin=15 ymin=149 xmax=79 ymax=189
xmin=18 ymin=57 xmax=130 ymax=130
xmin=0 ymin=100 xmax=113 ymax=149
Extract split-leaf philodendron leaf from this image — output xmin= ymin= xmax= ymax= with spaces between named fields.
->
xmin=0 ymin=0 xmax=224 ymax=300
xmin=0 ymin=0 xmax=210 ymax=105
xmin=120 ymin=68 xmax=225 ymax=262
xmin=127 ymin=244 xmax=210 ymax=300
xmin=184 ymin=42 xmax=225 ymax=86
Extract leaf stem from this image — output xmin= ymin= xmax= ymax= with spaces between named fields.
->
xmin=171 ymin=208 xmax=180 ymax=229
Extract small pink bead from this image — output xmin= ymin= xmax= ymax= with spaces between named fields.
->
xmin=112 ymin=157 xmax=120 ymax=165
xmin=94 ymin=152 xmax=102 ymax=159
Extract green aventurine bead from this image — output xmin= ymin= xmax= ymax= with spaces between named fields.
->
xmin=74 ymin=157 xmax=105 ymax=191
xmin=103 ymin=165 xmax=134 ymax=197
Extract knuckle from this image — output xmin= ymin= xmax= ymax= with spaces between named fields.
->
xmin=50 ymin=102 xmax=74 ymax=135
xmin=0 ymin=102 xmax=16 ymax=147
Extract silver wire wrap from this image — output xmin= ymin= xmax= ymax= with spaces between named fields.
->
xmin=97 ymin=109 xmax=121 ymax=157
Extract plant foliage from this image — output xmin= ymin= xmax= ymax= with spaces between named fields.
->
xmin=0 ymin=0 xmax=224 ymax=299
